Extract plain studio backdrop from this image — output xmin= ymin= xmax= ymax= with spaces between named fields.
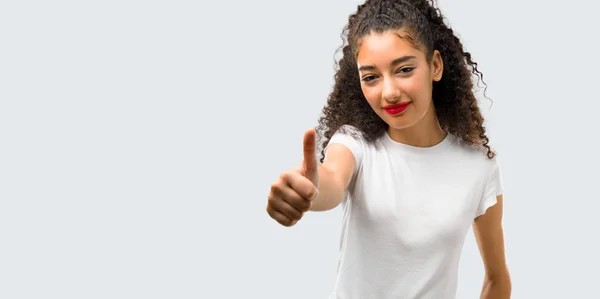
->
xmin=0 ymin=0 xmax=598 ymax=298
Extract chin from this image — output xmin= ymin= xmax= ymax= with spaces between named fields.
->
xmin=383 ymin=105 xmax=431 ymax=131
xmin=380 ymin=114 xmax=418 ymax=130
xmin=387 ymin=121 xmax=416 ymax=131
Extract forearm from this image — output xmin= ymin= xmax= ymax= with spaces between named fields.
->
xmin=480 ymin=275 xmax=511 ymax=299
xmin=309 ymin=165 xmax=345 ymax=211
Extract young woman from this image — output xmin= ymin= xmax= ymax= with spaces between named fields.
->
xmin=266 ymin=0 xmax=511 ymax=298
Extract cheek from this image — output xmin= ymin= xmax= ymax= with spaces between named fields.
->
xmin=361 ymin=85 xmax=381 ymax=107
xmin=404 ymin=79 xmax=432 ymax=103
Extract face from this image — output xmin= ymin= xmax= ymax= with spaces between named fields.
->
xmin=356 ymin=30 xmax=443 ymax=131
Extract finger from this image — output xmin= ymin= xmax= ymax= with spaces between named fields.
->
xmin=266 ymin=204 xmax=296 ymax=227
xmin=269 ymin=198 xmax=304 ymax=221
xmin=302 ymin=128 xmax=318 ymax=183
xmin=280 ymin=171 xmax=319 ymax=201
xmin=272 ymin=183 xmax=312 ymax=212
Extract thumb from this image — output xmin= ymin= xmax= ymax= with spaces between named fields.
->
xmin=302 ymin=128 xmax=318 ymax=183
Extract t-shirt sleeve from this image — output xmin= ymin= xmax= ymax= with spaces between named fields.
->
xmin=323 ymin=125 xmax=364 ymax=174
xmin=475 ymin=157 xmax=504 ymax=218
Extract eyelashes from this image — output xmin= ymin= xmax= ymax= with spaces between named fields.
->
xmin=361 ymin=67 xmax=415 ymax=83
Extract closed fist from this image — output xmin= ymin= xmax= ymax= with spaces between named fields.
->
xmin=266 ymin=128 xmax=319 ymax=227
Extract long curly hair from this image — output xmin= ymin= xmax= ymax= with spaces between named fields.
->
xmin=316 ymin=0 xmax=495 ymax=163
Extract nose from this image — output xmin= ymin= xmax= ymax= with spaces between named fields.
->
xmin=381 ymin=76 xmax=401 ymax=103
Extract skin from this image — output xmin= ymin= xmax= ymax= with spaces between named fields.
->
xmin=474 ymin=195 xmax=512 ymax=299
xmin=356 ymin=30 xmax=446 ymax=148
xmin=267 ymin=29 xmax=510 ymax=298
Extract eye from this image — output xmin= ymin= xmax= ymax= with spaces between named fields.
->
xmin=361 ymin=75 xmax=377 ymax=83
xmin=397 ymin=67 xmax=415 ymax=74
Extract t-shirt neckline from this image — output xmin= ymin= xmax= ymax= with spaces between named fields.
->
xmin=383 ymin=130 xmax=453 ymax=154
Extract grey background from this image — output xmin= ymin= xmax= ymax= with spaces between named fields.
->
xmin=1 ymin=0 xmax=598 ymax=298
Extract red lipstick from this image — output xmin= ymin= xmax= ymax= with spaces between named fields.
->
xmin=383 ymin=102 xmax=410 ymax=115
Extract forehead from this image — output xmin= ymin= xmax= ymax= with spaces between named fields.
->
xmin=356 ymin=30 xmax=424 ymax=63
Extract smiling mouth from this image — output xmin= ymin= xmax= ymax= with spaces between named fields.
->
xmin=383 ymin=102 xmax=410 ymax=115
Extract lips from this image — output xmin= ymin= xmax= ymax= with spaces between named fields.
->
xmin=383 ymin=102 xmax=410 ymax=115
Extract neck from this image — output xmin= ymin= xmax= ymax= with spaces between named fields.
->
xmin=387 ymin=105 xmax=447 ymax=148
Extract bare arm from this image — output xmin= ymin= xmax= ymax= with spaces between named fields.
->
xmin=473 ymin=194 xmax=512 ymax=299
xmin=309 ymin=143 xmax=356 ymax=212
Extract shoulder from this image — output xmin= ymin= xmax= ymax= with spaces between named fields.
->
xmin=326 ymin=124 xmax=371 ymax=152
xmin=331 ymin=124 xmax=366 ymax=141
xmin=446 ymin=133 xmax=500 ymax=172
xmin=325 ymin=124 xmax=369 ymax=166
xmin=445 ymin=135 xmax=504 ymax=204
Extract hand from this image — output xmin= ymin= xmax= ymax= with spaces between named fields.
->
xmin=266 ymin=128 xmax=320 ymax=227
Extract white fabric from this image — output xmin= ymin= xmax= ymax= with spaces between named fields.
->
xmin=324 ymin=125 xmax=504 ymax=299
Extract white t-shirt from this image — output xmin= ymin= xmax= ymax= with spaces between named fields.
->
xmin=324 ymin=125 xmax=504 ymax=299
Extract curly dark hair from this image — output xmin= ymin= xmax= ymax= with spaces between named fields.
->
xmin=316 ymin=0 xmax=495 ymax=163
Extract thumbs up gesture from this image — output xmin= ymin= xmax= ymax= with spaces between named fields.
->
xmin=266 ymin=128 xmax=320 ymax=227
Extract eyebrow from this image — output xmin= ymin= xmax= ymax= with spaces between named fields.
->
xmin=358 ymin=55 xmax=417 ymax=72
